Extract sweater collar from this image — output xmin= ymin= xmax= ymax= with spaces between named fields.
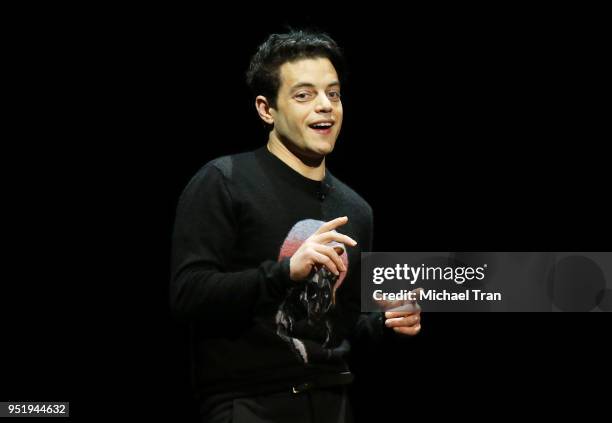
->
xmin=255 ymin=145 xmax=334 ymax=198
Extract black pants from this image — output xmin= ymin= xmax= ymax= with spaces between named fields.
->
xmin=200 ymin=386 xmax=353 ymax=423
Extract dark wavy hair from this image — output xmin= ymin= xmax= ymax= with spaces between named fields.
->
xmin=246 ymin=30 xmax=346 ymax=108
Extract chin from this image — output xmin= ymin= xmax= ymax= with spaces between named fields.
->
xmin=308 ymin=140 xmax=336 ymax=156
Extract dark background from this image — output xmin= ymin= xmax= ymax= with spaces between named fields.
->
xmin=2 ymin=5 xmax=609 ymax=420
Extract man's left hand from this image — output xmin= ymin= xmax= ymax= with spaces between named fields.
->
xmin=384 ymin=310 xmax=422 ymax=336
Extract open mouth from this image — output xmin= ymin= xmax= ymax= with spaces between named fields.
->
xmin=308 ymin=122 xmax=334 ymax=134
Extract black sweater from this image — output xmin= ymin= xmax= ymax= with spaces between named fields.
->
xmin=170 ymin=146 xmax=383 ymax=397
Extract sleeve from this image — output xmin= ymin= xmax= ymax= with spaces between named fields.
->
xmin=170 ymin=163 xmax=293 ymax=324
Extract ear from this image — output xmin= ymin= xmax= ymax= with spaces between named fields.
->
xmin=255 ymin=95 xmax=275 ymax=125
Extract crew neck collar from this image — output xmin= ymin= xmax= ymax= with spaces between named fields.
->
xmin=254 ymin=145 xmax=334 ymax=197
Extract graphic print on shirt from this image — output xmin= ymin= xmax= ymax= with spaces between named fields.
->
xmin=275 ymin=219 xmax=349 ymax=364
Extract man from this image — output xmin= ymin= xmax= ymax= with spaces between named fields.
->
xmin=171 ymin=30 xmax=421 ymax=423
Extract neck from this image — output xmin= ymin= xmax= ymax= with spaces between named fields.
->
xmin=267 ymin=133 xmax=326 ymax=181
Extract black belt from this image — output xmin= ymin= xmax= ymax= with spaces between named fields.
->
xmin=199 ymin=372 xmax=356 ymax=418
xmin=198 ymin=371 xmax=355 ymax=409
xmin=291 ymin=371 xmax=354 ymax=394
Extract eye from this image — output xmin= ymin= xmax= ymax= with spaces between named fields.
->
xmin=327 ymin=91 xmax=341 ymax=101
xmin=294 ymin=91 xmax=313 ymax=101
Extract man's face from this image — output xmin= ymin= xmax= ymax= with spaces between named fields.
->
xmin=270 ymin=57 xmax=343 ymax=159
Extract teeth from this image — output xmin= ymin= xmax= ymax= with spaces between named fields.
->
xmin=312 ymin=122 xmax=332 ymax=128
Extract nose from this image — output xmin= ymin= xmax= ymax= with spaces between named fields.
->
xmin=314 ymin=92 xmax=333 ymax=113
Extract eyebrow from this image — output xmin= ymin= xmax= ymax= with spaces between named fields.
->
xmin=290 ymin=81 xmax=341 ymax=91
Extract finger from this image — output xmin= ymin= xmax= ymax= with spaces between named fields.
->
xmin=314 ymin=244 xmax=346 ymax=273
xmin=385 ymin=310 xmax=421 ymax=319
xmin=311 ymin=251 xmax=340 ymax=275
xmin=393 ymin=324 xmax=421 ymax=336
xmin=375 ymin=298 xmax=407 ymax=310
xmin=378 ymin=299 xmax=420 ymax=313
xmin=385 ymin=315 xmax=420 ymax=328
xmin=313 ymin=231 xmax=357 ymax=247
xmin=314 ymin=216 xmax=349 ymax=235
